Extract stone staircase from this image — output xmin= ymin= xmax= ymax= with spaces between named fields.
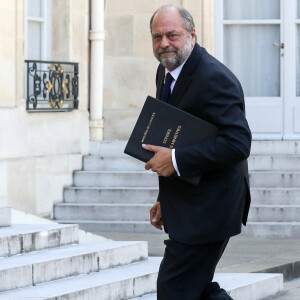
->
xmin=0 ymin=206 xmax=161 ymax=299
xmin=54 ymin=140 xmax=300 ymax=238
xmin=0 ymin=206 xmax=285 ymax=299
xmin=54 ymin=141 xmax=158 ymax=234
xmin=244 ymin=141 xmax=300 ymax=238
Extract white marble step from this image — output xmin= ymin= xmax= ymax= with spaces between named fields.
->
xmin=54 ymin=203 xmax=152 ymax=221
xmin=57 ymin=220 xmax=162 ymax=234
xmin=55 ymin=221 xmax=300 ymax=238
xmin=55 ymin=203 xmax=300 ymax=223
xmin=0 ymin=206 xmax=11 ymax=227
xmin=0 ymin=257 xmax=161 ymax=300
xmin=242 ymin=222 xmax=300 ymax=238
xmin=133 ymin=293 xmax=156 ymax=299
xmin=0 ymin=241 xmax=147 ymax=292
xmin=90 ymin=140 xmax=128 ymax=156
xmin=73 ymin=171 xmax=158 ymax=187
xmin=132 ymin=273 xmax=283 ymax=300
xmin=250 ymin=141 xmax=300 ymax=155
xmin=248 ymin=155 xmax=300 ymax=171
xmin=248 ymin=205 xmax=300 ymax=222
xmin=0 ymin=224 xmax=78 ymax=257
xmin=249 ymin=171 xmax=300 ymax=188
xmin=251 ymin=188 xmax=300 ymax=205
xmin=84 ymin=155 xmax=145 ymax=171
xmin=73 ymin=170 xmax=300 ymax=188
xmin=83 ymin=154 xmax=300 ymax=172
xmin=63 ymin=187 xmax=300 ymax=205
xmin=63 ymin=186 xmax=159 ymax=203
xmin=90 ymin=140 xmax=300 ymax=156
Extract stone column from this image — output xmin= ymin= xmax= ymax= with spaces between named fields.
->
xmin=89 ymin=0 xmax=105 ymax=141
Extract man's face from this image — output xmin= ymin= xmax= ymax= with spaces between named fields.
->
xmin=151 ymin=8 xmax=196 ymax=71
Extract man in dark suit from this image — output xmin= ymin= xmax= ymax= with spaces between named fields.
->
xmin=142 ymin=4 xmax=251 ymax=300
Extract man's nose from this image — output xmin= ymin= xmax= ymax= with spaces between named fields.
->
xmin=160 ymin=36 xmax=170 ymax=48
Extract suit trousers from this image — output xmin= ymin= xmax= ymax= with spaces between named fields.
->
xmin=157 ymin=237 xmax=233 ymax=300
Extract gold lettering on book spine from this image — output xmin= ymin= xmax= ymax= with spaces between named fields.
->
xmin=141 ymin=112 xmax=156 ymax=143
xmin=170 ymin=125 xmax=182 ymax=149
xmin=163 ymin=129 xmax=172 ymax=144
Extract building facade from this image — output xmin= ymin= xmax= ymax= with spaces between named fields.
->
xmin=0 ymin=0 xmax=90 ymax=217
xmin=1 ymin=0 xmax=297 ymax=218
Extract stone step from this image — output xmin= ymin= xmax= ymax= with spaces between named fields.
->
xmin=83 ymin=155 xmax=145 ymax=171
xmin=57 ymin=220 xmax=162 ymax=234
xmin=251 ymin=188 xmax=300 ymax=205
xmin=90 ymin=140 xmax=128 ymax=156
xmin=264 ymin=276 xmax=300 ymax=299
xmin=90 ymin=140 xmax=300 ymax=157
xmin=249 ymin=171 xmax=300 ymax=188
xmin=84 ymin=155 xmax=300 ymax=172
xmin=73 ymin=171 xmax=158 ymax=187
xmin=250 ymin=141 xmax=300 ymax=155
xmin=73 ymin=170 xmax=300 ymax=188
xmin=248 ymin=205 xmax=300 ymax=222
xmin=132 ymin=273 xmax=283 ymax=300
xmin=0 ymin=224 xmax=78 ymax=257
xmin=242 ymin=222 xmax=300 ymax=238
xmin=248 ymin=155 xmax=300 ymax=171
xmin=56 ymin=203 xmax=300 ymax=223
xmin=54 ymin=203 xmax=152 ymax=221
xmin=55 ymin=205 xmax=300 ymax=234
xmin=0 ymin=207 xmax=11 ymax=227
xmin=133 ymin=294 xmax=156 ymax=299
xmin=0 ymin=257 xmax=161 ymax=300
xmin=0 ymin=241 xmax=147 ymax=293
xmin=64 ymin=187 xmax=158 ymax=203
xmin=63 ymin=187 xmax=300 ymax=205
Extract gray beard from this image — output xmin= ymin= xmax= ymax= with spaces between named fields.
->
xmin=154 ymin=39 xmax=193 ymax=71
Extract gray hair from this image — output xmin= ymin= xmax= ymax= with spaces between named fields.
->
xmin=150 ymin=4 xmax=196 ymax=40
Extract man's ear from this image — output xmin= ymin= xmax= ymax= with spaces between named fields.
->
xmin=191 ymin=29 xmax=196 ymax=47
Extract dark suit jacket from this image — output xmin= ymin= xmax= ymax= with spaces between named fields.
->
xmin=156 ymin=43 xmax=252 ymax=245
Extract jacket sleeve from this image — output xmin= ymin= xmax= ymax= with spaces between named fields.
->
xmin=175 ymin=71 xmax=252 ymax=177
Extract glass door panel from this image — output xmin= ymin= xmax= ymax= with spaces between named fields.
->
xmin=224 ymin=0 xmax=280 ymax=20
xmin=297 ymin=1 xmax=300 ymax=96
xmin=27 ymin=22 xmax=42 ymax=60
xmin=224 ymin=25 xmax=280 ymax=97
xmin=297 ymin=25 xmax=300 ymax=96
xmin=27 ymin=0 xmax=42 ymax=18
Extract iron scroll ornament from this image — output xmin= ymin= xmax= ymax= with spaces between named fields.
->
xmin=26 ymin=60 xmax=79 ymax=111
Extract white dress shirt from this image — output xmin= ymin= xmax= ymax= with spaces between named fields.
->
xmin=164 ymin=60 xmax=188 ymax=176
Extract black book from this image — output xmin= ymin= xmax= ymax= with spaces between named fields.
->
xmin=124 ymin=96 xmax=217 ymax=185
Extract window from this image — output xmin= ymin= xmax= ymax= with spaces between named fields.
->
xmin=25 ymin=0 xmax=50 ymax=60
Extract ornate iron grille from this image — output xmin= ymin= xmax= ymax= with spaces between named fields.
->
xmin=25 ymin=60 xmax=79 ymax=111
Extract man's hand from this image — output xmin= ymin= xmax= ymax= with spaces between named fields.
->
xmin=150 ymin=201 xmax=163 ymax=230
xmin=142 ymin=144 xmax=175 ymax=177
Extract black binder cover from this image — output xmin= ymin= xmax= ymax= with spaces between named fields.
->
xmin=124 ymin=96 xmax=217 ymax=185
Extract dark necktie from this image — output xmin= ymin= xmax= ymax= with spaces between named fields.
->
xmin=160 ymin=73 xmax=173 ymax=103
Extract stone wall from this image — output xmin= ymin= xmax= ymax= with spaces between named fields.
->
xmin=103 ymin=0 xmax=214 ymax=139
xmin=0 ymin=0 xmax=90 ymax=217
